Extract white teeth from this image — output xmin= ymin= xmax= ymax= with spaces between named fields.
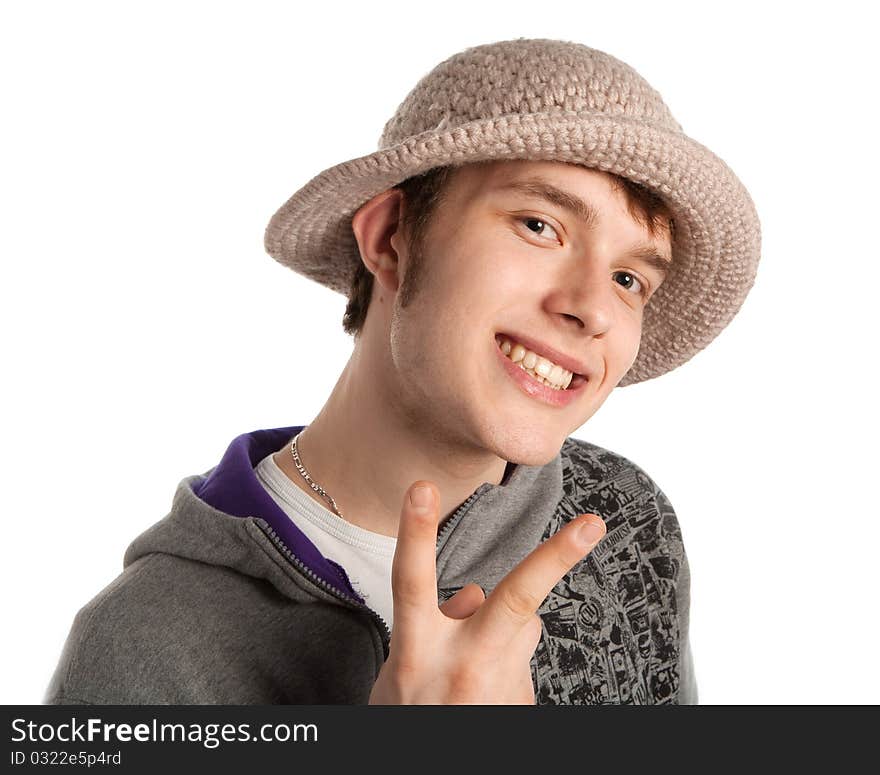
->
xmin=497 ymin=336 xmax=575 ymax=390
xmin=518 ymin=363 xmax=557 ymax=389
xmin=535 ymin=357 xmax=553 ymax=378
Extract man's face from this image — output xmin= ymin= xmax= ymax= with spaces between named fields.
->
xmin=380 ymin=159 xmax=672 ymax=466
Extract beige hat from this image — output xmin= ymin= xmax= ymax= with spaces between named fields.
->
xmin=264 ymin=37 xmax=761 ymax=387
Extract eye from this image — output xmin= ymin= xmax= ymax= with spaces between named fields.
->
xmin=517 ymin=216 xmax=560 ymax=242
xmin=613 ymin=270 xmax=649 ymax=298
xmin=515 ymin=216 xmax=653 ymax=301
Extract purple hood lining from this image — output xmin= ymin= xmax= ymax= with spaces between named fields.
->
xmin=191 ymin=425 xmax=365 ymax=601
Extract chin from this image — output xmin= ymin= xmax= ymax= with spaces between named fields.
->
xmin=509 ymin=446 xmax=564 ymax=468
xmin=486 ymin=426 xmax=566 ymax=468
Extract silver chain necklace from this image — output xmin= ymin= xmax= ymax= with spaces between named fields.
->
xmin=289 ymin=430 xmax=344 ymax=519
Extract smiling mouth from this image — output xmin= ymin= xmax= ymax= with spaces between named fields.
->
xmin=495 ymin=334 xmax=587 ymax=391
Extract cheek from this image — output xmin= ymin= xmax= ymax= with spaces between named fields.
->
xmin=618 ymin=323 xmax=644 ymax=373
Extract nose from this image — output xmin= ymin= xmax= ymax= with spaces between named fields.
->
xmin=547 ymin=277 xmax=615 ymax=336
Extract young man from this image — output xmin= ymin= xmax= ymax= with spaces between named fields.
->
xmin=45 ymin=38 xmax=760 ymax=705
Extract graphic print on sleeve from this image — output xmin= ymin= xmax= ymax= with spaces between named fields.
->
xmin=440 ymin=438 xmax=688 ymax=705
xmin=532 ymin=439 xmax=686 ymax=704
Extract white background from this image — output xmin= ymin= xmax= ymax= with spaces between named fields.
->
xmin=2 ymin=0 xmax=877 ymax=704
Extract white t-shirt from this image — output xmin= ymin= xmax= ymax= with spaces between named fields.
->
xmin=254 ymin=452 xmax=397 ymax=633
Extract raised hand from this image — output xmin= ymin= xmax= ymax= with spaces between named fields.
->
xmin=368 ymin=480 xmax=606 ymax=705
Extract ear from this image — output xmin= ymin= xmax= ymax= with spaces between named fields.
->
xmin=351 ymin=188 xmax=407 ymax=296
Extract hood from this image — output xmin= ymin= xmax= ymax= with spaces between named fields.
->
xmin=123 ymin=425 xmax=565 ymax=606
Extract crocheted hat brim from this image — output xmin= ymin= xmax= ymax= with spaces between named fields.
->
xmin=264 ymin=110 xmax=761 ymax=387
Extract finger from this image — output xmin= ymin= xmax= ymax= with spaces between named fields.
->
xmin=506 ymin=642 xmax=539 ymax=705
xmin=439 ymin=583 xmax=486 ymax=620
xmin=389 ymin=481 xmax=441 ymax=647
xmin=507 ymin=614 xmax=543 ymax=666
xmin=517 ymin=667 xmax=537 ymax=705
xmin=469 ymin=514 xmax=605 ymax=651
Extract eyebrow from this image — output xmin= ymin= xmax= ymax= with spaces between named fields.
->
xmin=493 ymin=178 xmax=673 ymax=277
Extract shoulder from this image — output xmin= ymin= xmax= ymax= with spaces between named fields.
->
xmin=560 ymin=436 xmax=664 ymax=494
xmin=45 ymin=554 xmax=263 ymax=704
xmin=560 ymin=436 xmax=669 ymax=500
xmin=558 ymin=435 xmax=684 ymax=556
xmin=45 ymin=552 xmax=378 ymax=704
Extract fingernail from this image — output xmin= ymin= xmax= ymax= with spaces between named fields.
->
xmin=409 ymin=484 xmax=433 ymax=511
xmin=577 ymin=518 xmax=605 ymax=548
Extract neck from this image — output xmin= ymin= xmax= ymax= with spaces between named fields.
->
xmin=274 ymin=339 xmax=510 ymax=538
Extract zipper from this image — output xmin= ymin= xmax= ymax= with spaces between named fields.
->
xmin=255 ymin=484 xmax=490 ymax=660
xmin=435 ymin=485 xmax=488 ymax=550
xmin=256 ymin=520 xmax=394 ymax=659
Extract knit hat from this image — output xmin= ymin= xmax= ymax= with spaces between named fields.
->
xmin=264 ymin=38 xmax=761 ymax=387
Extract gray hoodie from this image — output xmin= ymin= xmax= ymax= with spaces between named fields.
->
xmin=44 ymin=425 xmax=697 ymax=705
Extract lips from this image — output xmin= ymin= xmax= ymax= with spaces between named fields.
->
xmin=493 ymin=336 xmax=589 ymax=408
xmin=494 ymin=331 xmax=591 ymax=381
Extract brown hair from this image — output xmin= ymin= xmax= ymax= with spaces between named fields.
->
xmin=341 ymin=161 xmax=674 ymax=338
